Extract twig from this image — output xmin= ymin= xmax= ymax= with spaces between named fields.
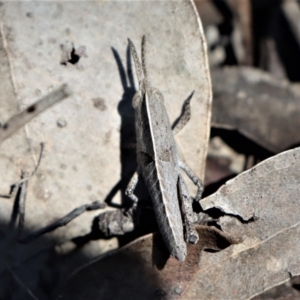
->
xmin=0 ymin=84 xmax=72 ymax=143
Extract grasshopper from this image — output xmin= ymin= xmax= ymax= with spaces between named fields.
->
xmin=126 ymin=36 xmax=203 ymax=261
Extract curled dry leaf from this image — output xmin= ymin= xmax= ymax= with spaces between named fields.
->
xmin=211 ymin=67 xmax=300 ymax=153
xmin=185 ymin=146 xmax=300 ymax=299
xmin=56 ymin=225 xmax=240 ymax=300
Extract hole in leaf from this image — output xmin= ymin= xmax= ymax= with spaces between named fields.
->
xmin=60 ymin=43 xmax=86 ymax=66
xmin=27 ymin=104 xmax=36 ymax=113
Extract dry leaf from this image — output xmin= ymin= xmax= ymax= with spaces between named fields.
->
xmin=185 ymin=146 xmax=300 ymax=299
xmin=62 ymin=146 xmax=300 ymax=299
xmin=211 ymin=67 xmax=300 ymax=153
xmin=55 ymin=225 xmax=239 ymax=300
xmin=0 ymin=1 xmax=212 ymax=298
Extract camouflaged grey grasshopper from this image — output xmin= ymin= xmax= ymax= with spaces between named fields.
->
xmin=126 ymin=36 xmax=203 ymax=261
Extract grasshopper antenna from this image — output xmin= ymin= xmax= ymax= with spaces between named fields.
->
xmin=141 ymin=35 xmax=149 ymax=85
xmin=128 ymin=38 xmax=143 ymax=84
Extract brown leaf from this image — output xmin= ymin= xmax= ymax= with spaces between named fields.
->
xmin=211 ymin=67 xmax=300 ymax=153
xmin=55 ymin=225 xmax=239 ymax=300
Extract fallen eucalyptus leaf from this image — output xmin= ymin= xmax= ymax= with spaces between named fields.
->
xmin=56 ymin=225 xmax=239 ymax=300
xmin=211 ymin=67 xmax=300 ymax=153
xmin=185 ymin=146 xmax=300 ymax=299
xmin=0 ymin=1 xmax=212 ymax=298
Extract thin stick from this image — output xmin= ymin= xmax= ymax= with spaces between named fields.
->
xmin=0 ymin=84 xmax=72 ymax=143
xmin=16 ymin=143 xmax=43 ymax=239
xmin=18 ymin=201 xmax=105 ymax=244
xmin=15 ymin=142 xmax=44 ymax=186
xmin=5 ymin=143 xmax=44 ymax=239
xmin=16 ymin=173 xmax=28 ymax=240
xmin=4 ymin=143 xmax=44 ymax=201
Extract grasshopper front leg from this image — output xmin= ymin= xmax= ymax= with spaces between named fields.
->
xmin=178 ymin=160 xmax=203 ymax=202
xmin=178 ymin=174 xmax=199 ymax=244
xmin=172 ymin=93 xmax=203 ymax=202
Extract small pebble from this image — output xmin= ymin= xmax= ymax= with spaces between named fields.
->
xmin=57 ymin=118 xmax=67 ymax=128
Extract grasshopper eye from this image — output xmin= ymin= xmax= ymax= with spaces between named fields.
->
xmin=132 ymin=90 xmax=142 ymax=109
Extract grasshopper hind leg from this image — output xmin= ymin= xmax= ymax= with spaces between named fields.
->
xmin=178 ymin=174 xmax=199 ymax=244
xmin=178 ymin=160 xmax=203 ymax=202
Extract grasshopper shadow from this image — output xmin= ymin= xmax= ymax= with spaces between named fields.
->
xmin=71 ymin=45 xmax=157 ymax=249
xmin=111 ymin=45 xmax=138 ymax=208
xmin=0 ymin=44 xmax=196 ymax=299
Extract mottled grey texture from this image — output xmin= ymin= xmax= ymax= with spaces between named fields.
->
xmin=185 ymin=147 xmax=300 ymax=299
xmin=127 ymin=36 xmax=200 ymax=261
xmin=0 ymin=1 xmax=211 ymax=298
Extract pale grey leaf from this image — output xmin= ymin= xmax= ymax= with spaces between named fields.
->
xmin=0 ymin=1 xmax=211 ymax=298
xmin=186 ymin=147 xmax=300 ymax=299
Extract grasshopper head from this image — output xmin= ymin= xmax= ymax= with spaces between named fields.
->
xmin=128 ymin=36 xmax=150 ymax=110
xmin=132 ymin=89 xmax=142 ymax=109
